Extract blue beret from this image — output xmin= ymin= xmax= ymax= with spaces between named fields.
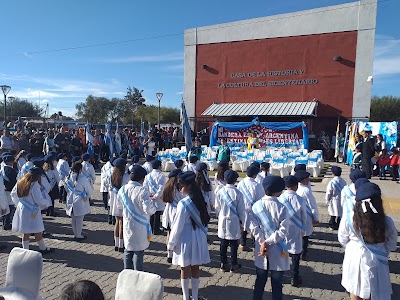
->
xmin=120 ymin=153 xmax=127 ymax=160
xmin=260 ymin=162 xmax=270 ymax=170
xmin=251 ymin=161 xmax=260 ymax=168
xmin=224 ymin=169 xmax=239 ymax=184
xmin=56 ymin=153 xmax=66 ymax=160
xmin=350 ymin=169 xmax=367 ymax=183
xmin=178 ymin=171 xmax=196 ymax=184
xmin=48 ymin=151 xmax=57 ymax=157
xmin=284 ymin=175 xmax=298 ymax=187
xmin=32 ymin=157 xmax=45 ymax=168
xmin=168 ymin=168 xmax=182 ymax=178
xmin=130 ymin=165 xmax=147 ymax=180
xmin=354 ymin=178 xmax=370 ymax=190
xmin=2 ymin=154 xmax=14 ymax=163
xmin=355 ymin=182 xmax=381 ymax=202
xmin=355 ymin=143 xmax=362 ymax=150
xmin=132 ymin=155 xmax=140 ymax=164
xmin=189 ymin=156 xmax=198 ymax=163
xmin=72 ymin=156 xmax=81 ymax=163
xmin=263 ymin=176 xmax=285 ymax=193
xmin=294 ymin=170 xmax=310 ymax=181
xmin=110 ymin=157 xmax=117 ymax=166
xmin=44 ymin=154 xmax=53 ymax=163
xmin=114 ymin=158 xmax=127 ymax=168
xmin=152 ymin=159 xmax=162 ymax=169
xmin=146 ymin=155 xmax=155 ymax=162
xmin=246 ymin=165 xmax=259 ymax=177
xmin=294 ymin=164 xmax=307 ymax=172
xmin=27 ymin=153 xmax=35 ymax=161
xmin=174 ymin=159 xmax=184 ymax=168
xmin=218 ymin=160 xmax=229 ymax=169
xmin=29 ymin=166 xmax=42 ymax=176
xmin=82 ymin=153 xmax=90 ymax=161
xmin=1 ymin=153 xmax=9 ymax=158
xmin=196 ymin=162 xmax=208 ymax=171
xmin=331 ymin=166 xmax=342 ymax=176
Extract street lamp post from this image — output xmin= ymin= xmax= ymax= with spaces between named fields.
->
xmin=8 ymin=96 xmax=16 ymax=122
xmin=156 ymin=92 xmax=163 ymax=130
xmin=1 ymin=85 xmax=11 ymax=127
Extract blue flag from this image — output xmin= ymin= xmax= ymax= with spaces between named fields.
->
xmin=115 ymin=123 xmax=121 ymax=155
xmin=181 ymin=101 xmax=192 ymax=154
xmin=140 ymin=118 xmax=145 ymax=137
xmin=85 ymin=123 xmax=94 ymax=158
xmin=105 ymin=123 xmax=114 ymax=158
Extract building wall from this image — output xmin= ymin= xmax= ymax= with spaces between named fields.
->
xmin=195 ymin=31 xmax=357 ymax=119
xmin=184 ymin=1 xmax=377 ymax=128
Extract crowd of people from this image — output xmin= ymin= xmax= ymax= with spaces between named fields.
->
xmin=0 ymin=120 xmax=398 ymax=300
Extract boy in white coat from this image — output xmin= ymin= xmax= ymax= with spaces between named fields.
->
xmin=341 ymin=169 xmax=366 ymax=218
xmin=144 ymin=159 xmax=166 ymax=235
xmin=142 ymin=155 xmax=155 ymax=174
xmin=56 ymin=153 xmax=70 ymax=204
xmin=82 ymin=153 xmax=96 ymax=189
xmin=325 ymin=166 xmax=346 ymax=230
xmin=119 ymin=165 xmax=156 ymax=271
xmin=236 ymin=164 xmax=265 ymax=251
xmin=280 ymin=176 xmax=307 ymax=287
xmin=295 ymin=170 xmax=319 ymax=260
xmin=250 ymin=175 xmax=289 ymax=300
xmin=183 ymin=155 xmax=198 ymax=173
xmin=215 ymin=170 xmax=246 ymax=272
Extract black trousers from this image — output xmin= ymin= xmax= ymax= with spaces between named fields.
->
xmin=220 ymin=239 xmax=239 ymax=265
xmin=59 ymin=186 xmax=67 ymax=203
xmin=102 ymin=192 xmax=108 ymax=209
xmin=362 ymin=158 xmax=372 ymax=179
xmin=302 ymin=236 xmax=309 ymax=256
xmin=289 ymin=253 xmax=301 ymax=279
xmin=150 ymin=211 xmax=162 ymax=233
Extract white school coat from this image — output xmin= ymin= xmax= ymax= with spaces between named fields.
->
xmin=0 ymin=175 xmax=10 ymax=216
xmin=143 ymin=169 xmax=166 ymax=212
xmin=237 ymin=177 xmax=265 ymax=231
xmin=162 ymin=189 xmax=184 ymax=229
xmin=279 ymin=190 xmax=307 ymax=254
xmin=254 ymin=173 xmax=264 ymax=186
xmin=17 ymin=157 xmax=27 ymax=172
xmin=65 ymin=172 xmax=93 ymax=217
xmin=338 ymin=214 xmax=397 ymax=300
xmin=325 ymin=176 xmax=347 ymax=217
xmin=341 ymin=183 xmax=356 ymax=217
xmin=296 ymin=182 xmax=319 ymax=236
xmin=182 ymin=163 xmax=196 ymax=173
xmin=45 ymin=168 xmax=60 ymax=191
xmin=215 ymin=184 xmax=246 ymax=240
xmin=40 ymin=174 xmax=53 ymax=208
xmin=142 ymin=162 xmax=153 ymax=174
xmin=17 ymin=161 xmax=33 ymax=180
xmin=56 ymin=159 xmax=70 ymax=187
xmin=100 ymin=161 xmax=112 ymax=193
xmin=250 ymin=196 xmax=289 ymax=271
xmin=11 ymin=182 xmax=49 ymax=234
xmin=109 ymin=173 xmax=130 ymax=217
xmin=82 ymin=161 xmax=96 ymax=186
xmin=120 ymin=181 xmax=157 ymax=251
xmin=202 ymin=189 xmax=215 ymax=215
xmin=167 ymin=197 xmax=211 ymax=267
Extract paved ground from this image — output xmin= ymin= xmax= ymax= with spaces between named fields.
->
xmin=0 ymin=163 xmax=399 ymax=299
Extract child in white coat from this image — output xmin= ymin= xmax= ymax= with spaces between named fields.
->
xmin=215 ymin=170 xmax=246 ymax=272
xmin=44 ymin=154 xmax=60 ymax=217
xmin=250 ymin=175 xmax=289 ymax=300
xmin=214 ymin=160 xmax=229 ymax=195
xmin=56 ymin=153 xmax=70 ymax=204
xmin=325 ymin=166 xmax=346 ymax=230
xmin=195 ymin=162 xmax=214 ymax=214
xmin=339 ymin=182 xmax=397 ymax=300
xmin=82 ymin=153 xmax=96 ymax=190
xmin=341 ymin=169 xmax=366 ymax=218
xmin=65 ymin=162 xmax=93 ymax=241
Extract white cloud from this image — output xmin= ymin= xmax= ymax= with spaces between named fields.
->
xmin=374 ymin=37 xmax=400 ymax=77
xmin=165 ymin=63 xmax=184 ymax=71
xmin=97 ymin=52 xmax=183 ymax=63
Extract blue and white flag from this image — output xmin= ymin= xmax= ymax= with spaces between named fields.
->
xmin=140 ymin=118 xmax=145 ymax=137
xmin=115 ymin=123 xmax=122 ymax=155
xmin=105 ymin=123 xmax=114 ymax=158
xmin=85 ymin=123 xmax=94 ymax=157
xmin=181 ymin=101 xmax=192 ymax=154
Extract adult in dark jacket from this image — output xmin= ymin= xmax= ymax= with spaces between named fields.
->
xmin=361 ymin=130 xmax=375 ymax=179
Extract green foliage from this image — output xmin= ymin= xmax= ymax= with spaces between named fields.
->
xmin=370 ymin=96 xmax=400 ymax=122
xmin=1 ymin=98 xmax=42 ymax=120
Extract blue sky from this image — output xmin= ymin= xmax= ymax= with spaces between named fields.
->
xmin=1 ymin=0 xmax=399 ymax=118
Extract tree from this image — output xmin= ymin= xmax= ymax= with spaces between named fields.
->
xmin=75 ymin=95 xmax=116 ymax=123
xmin=0 ymin=98 xmax=42 ymax=120
xmin=370 ymin=96 xmax=400 ymax=122
xmin=125 ymin=86 xmax=146 ymax=109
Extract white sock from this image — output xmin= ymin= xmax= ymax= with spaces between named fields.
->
xmin=71 ymin=214 xmax=77 ymax=237
xmin=75 ymin=216 xmax=84 ymax=238
xmin=119 ymin=238 xmax=124 ymax=248
xmin=114 ymin=236 xmax=119 ymax=247
xmin=37 ymin=238 xmax=47 ymax=250
xmin=181 ymin=278 xmax=190 ymax=300
xmin=22 ymin=240 xmax=29 ymax=249
xmin=191 ymin=278 xmax=199 ymax=300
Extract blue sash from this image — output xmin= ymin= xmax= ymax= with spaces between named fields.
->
xmin=111 ymin=185 xmax=119 ymax=194
xmin=146 ymin=174 xmax=158 ymax=194
xmin=252 ymin=200 xmax=288 ymax=257
xmin=279 ymin=194 xmax=304 ymax=232
xmin=238 ymin=181 xmax=254 ymax=207
xmin=0 ymin=168 xmax=9 ymax=182
xmin=65 ymin=180 xmax=88 ymax=203
xmin=59 ymin=165 xmax=69 ymax=179
xmin=346 ymin=210 xmax=388 ymax=265
xmin=331 ymin=178 xmax=344 ymax=195
xmin=119 ymin=186 xmax=152 ymax=241
xmin=343 ymin=185 xmax=355 ymax=211
xmin=219 ymin=187 xmax=239 ymax=217
xmin=181 ymin=196 xmax=207 ymax=234
xmin=82 ymin=169 xmax=93 ymax=182
xmin=20 ymin=198 xmax=39 ymax=218
xmin=305 ymin=202 xmax=313 ymax=220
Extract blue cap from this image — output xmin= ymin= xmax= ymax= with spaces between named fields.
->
xmin=168 ymin=168 xmax=182 ymax=178
xmin=72 ymin=156 xmax=81 ymax=163
xmin=2 ymin=154 xmax=14 ymax=163
xmin=120 ymin=153 xmax=127 ymax=160
xmin=110 ymin=157 xmax=117 ymax=166
xmin=130 ymin=165 xmax=147 ymax=181
xmin=224 ymin=169 xmax=239 ymax=184
xmin=355 ymin=182 xmax=381 ymax=202
xmin=189 ymin=156 xmax=198 ymax=163
xmin=196 ymin=162 xmax=208 ymax=171
xmin=251 ymin=161 xmax=260 ymax=168
xmin=57 ymin=153 xmax=66 ymax=160
xmin=294 ymin=164 xmax=307 ymax=172
xmin=152 ymin=159 xmax=162 ymax=169
xmin=294 ymin=170 xmax=310 ymax=181
xmin=32 ymin=157 xmax=45 ymax=168
xmin=354 ymin=178 xmax=370 ymax=190
xmin=82 ymin=153 xmax=90 ymax=161
xmin=48 ymin=151 xmax=57 ymax=158
xmin=44 ymin=154 xmax=53 ymax=163
xmin=178 ymin=171 xmax=196 ymax=185
xmin=174 ymin=159 xmax=184 ymax=168
xmin=146 ymin=155 xmax=155 ymax=162
xmin=331 ymin=166 xmax=342 ymax=176
xmin=350 ymin=169 xmax=367 ymax=183
xmin=263 ymin=176 xmax=285 ymax=193
xmin=114 ymin=158 xmax=127 ymax=168
xmin=29 ymin=166 xmax=42 ymax=176
xmin=246 ymin=165 xmax=259 ymax=177
xmin=260 ymin=162 xmax=270 ymax=170
xmin=284 ymin=175 xmax=298 ymax=187
xmin=26 ymin=153 xmax=35 ymax=161
xmin=132 ymin=155 xmax=140 ymax=164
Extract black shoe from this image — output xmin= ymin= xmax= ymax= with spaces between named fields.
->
xmin=230 ymin=263 xmax=242 ymax=273
xmin=153 ymin=230 xmax=162 ymax=235
xmin=167 ymin=257 xmax=172 ymax=264
xmin=220 ymin=263 xmax=230 ymax=273
xmin=3 ymin=224 xmax=11 ymax=231
xmin=114 ymin=246 xmax=119 ymax=252
xmin=301 ymin=253 xmax=307 ymax=261
xmin=43 ymin=231 xmax=51 ymax=237
xmin=0 ymin=244 xmax=7 ymax=251
xmin=39 ymin=248 xmax=55 ymax=255
xmin=291 ymin=276 xmax=303 ymax=287
xmin=108 ymin=220 xmax=113 ymax=225
xmin=118 ymin=247 xmax=124 ymax=253
xmin=75 ymin=236 xmax=87 ymax=242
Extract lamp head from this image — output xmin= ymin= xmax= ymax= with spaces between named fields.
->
xmin=0 ymin=85 xmax=11 ymax=96
xmin=156 ymin=92 xmax=163 ymax=101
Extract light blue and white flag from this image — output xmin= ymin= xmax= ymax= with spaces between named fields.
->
xmin=181 ymin=101 xmax=192 ymax=154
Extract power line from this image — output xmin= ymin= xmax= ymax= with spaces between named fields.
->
xmin=22 ymin=0 xmax=391 ymax=55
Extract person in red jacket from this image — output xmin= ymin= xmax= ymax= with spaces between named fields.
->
xmin=390 ymin=148 xmax=399 ymax=181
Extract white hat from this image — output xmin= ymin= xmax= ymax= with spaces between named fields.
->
xmin=0 ymin=248 xmax=43 ymax=300
xmin=115 ymin=270 xmax=163 ymax=300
